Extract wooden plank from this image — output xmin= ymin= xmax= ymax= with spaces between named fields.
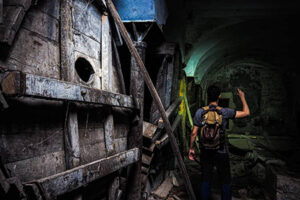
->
xmin=74 ymin=32 xmax=101 ymax=60
xmin=165 ymin=56 xmax=174 ymax=108
xmin=104 ymin=109 xmax=116 ymax=156
xmin=4 ymin=28 xmax=60 ymax=79
xmin=60 ymin=0 xmax=80 ymax=173
xmin=66 ymin=105 xmax=81 ymax=168
xmin=108 ymin=177 xmax=120 ymax=200
xmin=77 ymin=109 xmax=107 ymax=164
xmin=143 ymin=143 xmax=156 ymax=154
xmin=156 ymin=114 xmax=182 ymax=150
xmin=112 ymin=39 xmax=126 ymax=94
xmin=60 ymin=0 xmax=75 ymax=82
xmin=0 ymin=102 xmax=64 ymax=163
xmin=1 ymin=72 xmax=136 ymax=109
xmin=72 ymin=0 xmax=101 ymax=42
xmin=141 ymin=166 xmax=149 ymax=174
xmin=22 ymin=7 xmax=59 ymax=42
xmin=142 ymin=154 xmax=152 ymax=166
xmin=106 ymin=1 xmax=196 ymax=199
xmin=37 ymin=0 xmax=60 ymax=20
xmin=114 ymin=137 xmax=127 ymax=153
xmin=102 ymin=14 xmax=116 ymax=156
xmin=149 ymin=56 xmax=168 ymax=123
xmin=151 ymin=177 xmax=173 ymax=199
xmin=5 ymin=151 xmax=65 ymax=182
xmin=142 ymin=121 xmax=158 ymax=140
xmin=127 ymin=41 xmax=146 ymax=200
xmin=28 ymin=148 xmax=139 ymax=200
xmin=3 ymin=0 xmax=32 ymax=10
xmin=102 ymin=14 xmax=113 ymax=91
xmin=113 ymin=109 xmax=130 ymax=139
xmin=0 ymin=4 xmax=27 ymax=45
xmin=157 ymin=97 xmax=182 ymax=127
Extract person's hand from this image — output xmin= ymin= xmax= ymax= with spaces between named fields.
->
xmin=189 ymin=149 xmax=195 ymax=161
xmin=237 ymin=88 xmax=245 ymax=99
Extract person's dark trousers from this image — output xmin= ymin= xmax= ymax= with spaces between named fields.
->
xmin=200 ymin=149 xmax=232 ymax=200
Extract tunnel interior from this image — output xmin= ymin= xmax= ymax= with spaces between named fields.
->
xmin=1 ymin=0 xmax=300 ymax=199
xmin=160 ymin=0 xmax=300 ymax=199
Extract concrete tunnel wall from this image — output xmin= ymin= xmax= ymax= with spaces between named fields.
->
xmin=163 ymin=0 xmax=300 ymax=135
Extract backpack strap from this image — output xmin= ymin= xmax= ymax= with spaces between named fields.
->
xmin=202 ymin=106 xmax=210 ymax=115
xmin=216 ymin=106 xmax=223 ymax=110
xmin=202 ymin=105 xmax=223 ymax=124
xmin=202 ymin=106 xmax=209 ymax=110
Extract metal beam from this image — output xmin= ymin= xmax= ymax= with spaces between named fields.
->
xmin=1 ymin=72 xmax=137 ymax=109
xmin=27 ymin=148 xmax=139 ymax=200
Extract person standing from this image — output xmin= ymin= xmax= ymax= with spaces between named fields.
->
xmin=189 ymin=86 xmax=250 ymax=200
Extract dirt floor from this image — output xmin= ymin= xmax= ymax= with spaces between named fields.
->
xmin=148 ymin=156 xmax=267 ymax=200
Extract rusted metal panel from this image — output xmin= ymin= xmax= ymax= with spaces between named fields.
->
xmin=1 ymin=72 xmax=137 ymax=109
xmin=27 ymin=148 xmax=139 ymax=200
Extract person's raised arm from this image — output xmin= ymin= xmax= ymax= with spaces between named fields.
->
xmin=235 ymin=88 xmax=250 ymax=119
xmin=189 ymin=126 xmax=199 ymax=160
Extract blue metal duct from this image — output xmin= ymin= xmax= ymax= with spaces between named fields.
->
xmin=112 ymin=0 xmax=168 ymax=25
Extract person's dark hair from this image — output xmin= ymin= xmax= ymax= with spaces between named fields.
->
xmin=207 ymin=85 xmax=221 ymax=103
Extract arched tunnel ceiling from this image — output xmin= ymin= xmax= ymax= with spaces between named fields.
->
xmin=183 ymin=18 xmax=299 ymax=83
